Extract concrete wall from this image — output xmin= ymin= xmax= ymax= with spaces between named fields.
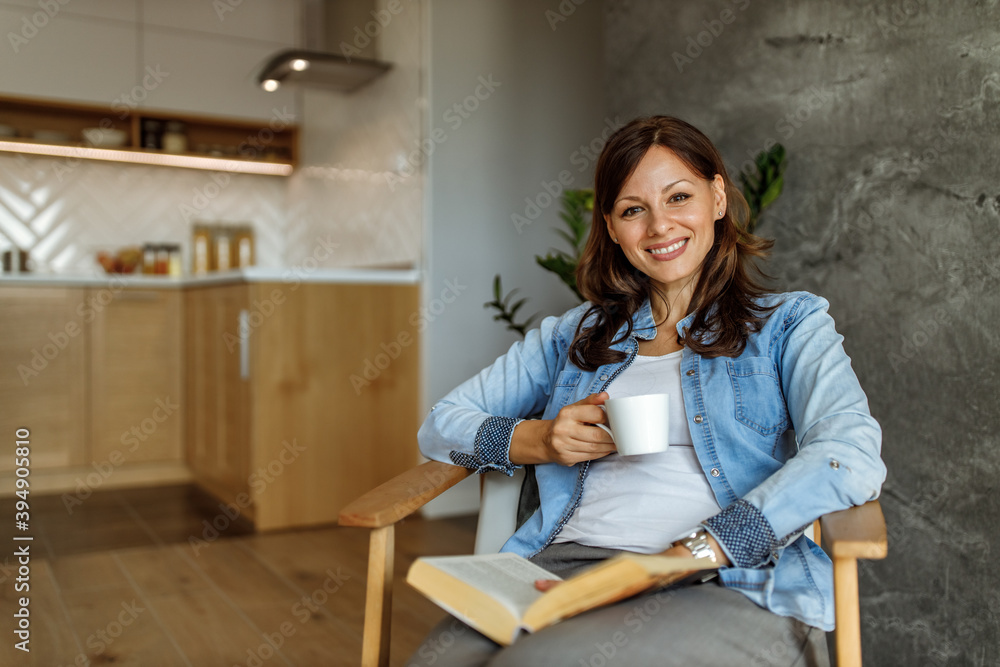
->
xmin=422 ymin=0 xmax=606 ymax=515
xmin=605 ymin=1 xmax=999 ymax=663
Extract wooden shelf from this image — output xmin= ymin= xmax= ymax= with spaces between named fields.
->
xmin=0 ymin=94 xmax=298 ymax=176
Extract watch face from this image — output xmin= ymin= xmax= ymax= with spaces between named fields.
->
xmin=684 ymin=532 xmax=717 ymax=562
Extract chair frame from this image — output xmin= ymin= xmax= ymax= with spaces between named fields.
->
xmin=339 ymin=461 xmax=887 ymax=667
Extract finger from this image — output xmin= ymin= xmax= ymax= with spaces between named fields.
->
xmin=563 ymin=435 xmax=617 ymax=460
xmin=565 ymin=416 xmax=614 ymax=443
xmin=553 ymin=424 xmax=615 ymax=450
xmin=534 ymin=579 xmax=561 ymax=592
xmin=559 ymin=402 xmax=609 ymax=428
xmin=582 ymin=424 xmax=615 ymax=445
xmin=570 ymin=392 xmax=608 ymax=407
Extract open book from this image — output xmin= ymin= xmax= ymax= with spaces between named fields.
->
xmin=407 ymin=551 xmax=716 ymax=646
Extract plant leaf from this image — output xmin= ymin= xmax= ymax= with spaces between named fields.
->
xmin=759 ymin=176 xmax=784 ymax=211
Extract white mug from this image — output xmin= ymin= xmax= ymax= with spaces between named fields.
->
xmin=595 ymin=393 xmax=671 ymax=456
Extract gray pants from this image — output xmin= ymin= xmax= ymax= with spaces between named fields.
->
xmin=407 ymin=542 xmax=830 ymax=667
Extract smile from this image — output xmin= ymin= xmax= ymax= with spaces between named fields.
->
xmin=648 ymin=239 xmax=687 ymax=255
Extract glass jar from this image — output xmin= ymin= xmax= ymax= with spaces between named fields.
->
xmin=142 ymin=243 xmax=157 ymax=274
xmin=167 ymin=244 xmax=183 ymax=277
xmin=141 ymin=119 xmax=163 ymax=149
xmin=154 ymin=244 xmax=170 ymax=275
xmin=162 ymin=121 xmax=188 ymax=154
xmin=214 ymin=228 xmax=232 ymax=272
xmin=232 ymin=224 xmax=255 ymax=268
xmin=192 ymin=225 xmax=212 ymax=274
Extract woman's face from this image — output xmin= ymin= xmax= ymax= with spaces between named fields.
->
xmin=604 ymin=145 xmax=726 ymax=299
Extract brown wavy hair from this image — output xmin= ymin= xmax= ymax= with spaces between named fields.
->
xmin=570 ymin=116 xmax=776 ymax=371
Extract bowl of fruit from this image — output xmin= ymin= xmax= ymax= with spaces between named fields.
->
xmin=96 ymin=247 xmax=142 ymax=274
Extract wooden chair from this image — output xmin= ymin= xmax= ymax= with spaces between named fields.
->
xmin=339 ymin=461 xmax=887 ymax=667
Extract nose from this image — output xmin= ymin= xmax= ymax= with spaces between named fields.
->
xmin=645 ymin=208 xmax=671 ymax=236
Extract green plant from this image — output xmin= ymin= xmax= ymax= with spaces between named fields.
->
xmin=739 ymin=143 xmax=787 ymax=235
xmin=486 ymin=146 xmax=786 ymax=338
xmin=534 ymin=188 xmax=594 ymax=302
xmin=483 ymin=275 xmax=539 ymax=338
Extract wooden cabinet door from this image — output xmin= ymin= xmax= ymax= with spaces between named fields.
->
xmin=140 ymin=27 xmax=298 ymax=123
xmin=184 ymin=285 xmax=250 ymax=506
xmin=0 ymin=10 xmax=137 ymax=106
xmin=0 ymin=287 xmax=87 ymax=471
xmin=213 ymin=285 xmax=251 ymax=497
xmin=185 ymin=288 xmax=213 ymax=479
xmin=89 ymin=289 xmax=183 ymax=464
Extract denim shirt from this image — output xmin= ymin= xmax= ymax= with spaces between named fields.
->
xmin=418 ymin=291 xmax=886 ymax=630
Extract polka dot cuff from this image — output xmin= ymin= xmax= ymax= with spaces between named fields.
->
xmin=702 ymin=499 xmax=778 ymax=569
xmin=449 ymin=416 xmax=522 ymax=477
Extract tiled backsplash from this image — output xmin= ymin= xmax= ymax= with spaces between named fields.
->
xmin=0 ymin=0 xmax=424 ymax=275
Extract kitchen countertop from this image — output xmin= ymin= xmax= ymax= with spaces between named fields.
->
xmin=0 ymin=267 xmax=422 ymax=288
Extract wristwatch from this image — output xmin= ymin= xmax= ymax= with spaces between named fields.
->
xmin=660 ymin=529 xmax=719 ymax=586
xmin=677 ymin=528 xmax=718 ymax=563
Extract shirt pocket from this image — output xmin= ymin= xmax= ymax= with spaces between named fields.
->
xmin=726 ymin=357 xmax=789 ymax=436
xmin=545 ymin=369 xmax=583 ymax=417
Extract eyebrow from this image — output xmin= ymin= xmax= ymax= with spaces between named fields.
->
xmin=614 ymin=179 xmax=693 ymax=206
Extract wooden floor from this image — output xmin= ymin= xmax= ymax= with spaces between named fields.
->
xmin=0 ymin=484 xmax=476 ymax=666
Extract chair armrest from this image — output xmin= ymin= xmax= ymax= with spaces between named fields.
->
xmin=820 ymin=499 xmax=888 ymax=560
xmin=338 ymin=461 xmax=473 ymax=528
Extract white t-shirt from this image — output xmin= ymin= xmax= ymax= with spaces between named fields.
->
xmin=553 ymin=350 xmax=722 ymax=553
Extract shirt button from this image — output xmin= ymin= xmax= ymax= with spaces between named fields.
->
xmin=599 ymin=374 xmax=608 ymax=381
xmin=693 ymin=415 xmax=703 ymax=424
xmin=830 ymin=459 xmax=840 ymax=470
xmin=686 ymin=369 xmax=695 ymax=376
xmin=710 ymin=468 xmax=720 ymax=477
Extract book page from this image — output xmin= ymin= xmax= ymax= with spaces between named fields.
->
xmin=419 ymin=553 xmax=562 ymax=619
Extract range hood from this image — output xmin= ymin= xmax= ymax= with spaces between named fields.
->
xmin=257 ymin=0 xmax=391 ymax=93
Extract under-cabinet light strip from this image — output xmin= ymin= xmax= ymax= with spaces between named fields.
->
xmin=0 ymin=140 xmax=293 ymax=176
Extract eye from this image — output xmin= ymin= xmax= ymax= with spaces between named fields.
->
xmin=620 ymin=205 xmax=643 ymax=218
xmin=668 ymin=193 xmax=691 ymax=203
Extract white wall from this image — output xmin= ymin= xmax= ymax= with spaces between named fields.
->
xmin=422 ymin=0 xmax=607 ymax=516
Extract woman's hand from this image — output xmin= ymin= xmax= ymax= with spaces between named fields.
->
xmin=534 ymin=578 xmax=561 ymax=592
xmin=534 ymin=535 xmax=732 ymax=593
xmin=509 ymin=393 xmax=616 ymax=466
xmin=673 ymin=532 xmax=731 ymax=567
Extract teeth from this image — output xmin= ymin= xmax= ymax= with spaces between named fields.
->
xmin=649 ymin=239 xmax=687 ymax=255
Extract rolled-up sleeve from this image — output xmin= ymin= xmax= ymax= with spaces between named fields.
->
xmin=702 ymin=294 xmax=886 ymax=568
xmin=447 ymin=416 xmax=523 ymax=475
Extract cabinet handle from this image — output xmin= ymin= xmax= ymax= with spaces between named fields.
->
xmin=238 ymin=309 xmax=250 ymax=380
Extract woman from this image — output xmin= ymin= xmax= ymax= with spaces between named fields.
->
xmin=411 ymin=116 xmax=885 ymax=666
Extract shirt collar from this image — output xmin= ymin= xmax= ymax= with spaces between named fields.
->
xmin=618 ymin=297 xmax=699 ymax=343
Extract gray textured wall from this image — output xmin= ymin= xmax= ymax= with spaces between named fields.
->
xmin=605 ymin=1 xmax=999 ymax=664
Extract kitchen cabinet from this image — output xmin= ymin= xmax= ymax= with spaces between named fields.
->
xmin=142 ymin=0 xmax=296 ymax=43
xmin=0 ymin=284 xmax=188 ymax=493
xmin=184 ymin=281 xmax=422 ymax=531
xmin=184 ymin=284 xmax=251 ymax=510
xmin=0 ymin=8 xmax=136 ymax=106
xmin=140 ymin=27 xmax=298 ymax=122
xmin=0 ymin=287 xmax=87 ymax=471
xmin=0 ymin=1 xmax=297 ymax=123
xmin=89 ymin=288 xmax=184 ymax=464
xmin=0 ymin=276 xmax=421 ymax=531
